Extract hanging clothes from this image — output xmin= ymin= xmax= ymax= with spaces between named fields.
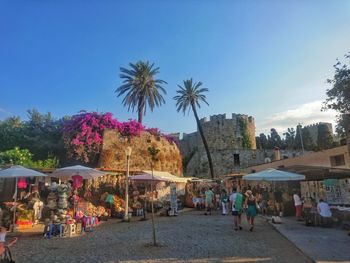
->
xmin=17 ymin=177 xmax=27 ymax=189
xmin=72 ymin=174 xmax=83 ymax=189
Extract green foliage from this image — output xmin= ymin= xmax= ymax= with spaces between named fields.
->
xmin=0 ymin=109 xmax=66 ymax=162
xmin=323 ymin=53 xmax=350 ymax=137
xmin=267 ymin=128 xmax=282 ymax=149
xmin=148 ymin=146 xmax=160 ymax=162
xmin=0 ymin=147 xmax=32 ymax=165
xmin=238 ymin=118 xmax=252 ymax=149
xmin=283 ymin=128 xmax=296 ymax=150
xmin=116 ymin=61 xmax=167 ymax=124
xmin=0 ymin=147 xmax=59 ymax=168
xmin=259 ymin=133 xmax=268 ymax=149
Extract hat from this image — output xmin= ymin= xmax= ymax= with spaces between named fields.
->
xmin=245 ymin=190 xmax=253 ymax=196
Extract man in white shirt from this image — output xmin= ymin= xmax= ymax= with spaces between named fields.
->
xmin=293 ymin=192 xmax=302 ymax=220
xmin=229 ymin=187 xmax=243 ymax=231
xmin=317 ymin=199 xmax=332 ymax=227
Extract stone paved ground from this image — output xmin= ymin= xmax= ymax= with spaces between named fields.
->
xmin=10 ymin=210 xmax=311 ymax=263
xmin=271 ymin=217 xmax=350 ymax=262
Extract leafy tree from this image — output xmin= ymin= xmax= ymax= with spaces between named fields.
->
xmin=283 ymin=128 xmax=296 ymax=150
xmin=255 ymin=136 xmax=262 ymax=150
xmin=323 ymin=53 xmax=350 ymax=137
xmin=173 ymin=79 xmax=214 ymax=179
xmin=0 ymin=147 xmax=59 ymax=168
xmin=0 ymin=116 xmax=26 ymax=151
xmin=267 ymin=128 xmax=282 ymax=149
xmin=115 ymin=61 xmax=167 ymax=124
xmin=23 ymin=109 xmax=66 ymax=161
xmin=295 ymin=125 xmax=315 ymax=151
xmin=259 ymin=133 xmax=268 ymax=149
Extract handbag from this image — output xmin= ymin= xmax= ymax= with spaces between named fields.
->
xmin=0 ymin=246 xmax=15 ymax=263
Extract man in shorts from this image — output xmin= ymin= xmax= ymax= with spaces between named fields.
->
xmin=204 ymin=187 xmax=214 ymax=215
xmin=229 ymin=187 xmax=243 ymax=230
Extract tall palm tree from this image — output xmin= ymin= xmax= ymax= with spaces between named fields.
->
xmin=116 ymin=61 xmax=167 ymax=124
xmin=174 ymin=79 xmax=214 ymax=179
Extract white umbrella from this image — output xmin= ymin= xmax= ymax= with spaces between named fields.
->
xmin=243 ymin=168 xmax=305 ymax=181
xmin=0 ymin=165 xmax=48 ymax=178
xmin=51 ymin=165 xmax=106 ymax=180
xmin=0 ymin=165 xmax=48 ymax=231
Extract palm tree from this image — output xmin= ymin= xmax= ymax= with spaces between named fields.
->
xmin=115 ymin=61 xmax=167 ymax=124
xmin=173 ymin=79 xmax=214 ymax=179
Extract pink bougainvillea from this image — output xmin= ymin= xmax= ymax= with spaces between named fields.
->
xmin=62 ymin=111 xmax=178 ymax=164
xmin=119 ymin=119 xmax=145 ymax=137
xmin=62 ymin=112 xmax=121 ymax=163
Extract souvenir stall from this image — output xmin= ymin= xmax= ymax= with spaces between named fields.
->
xmin=130 ymin=171 xmax=191 ymax=215
xmin=0 ymin=166 xmax=48 ymax=231
xmin=44 ymin=165 xmax=107 ymax=237
xmin=243 ymin=169 xmax=305 ymax=216
xmin=300 ymin=177 xmax=350 ymax=225
xmin=186 ymin=178 xmax=219 ymax=209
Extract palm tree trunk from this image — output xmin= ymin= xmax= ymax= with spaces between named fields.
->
xmin=191 ymin=103 xmax=215 ymax=179
xmin=138 ymin=98 xmax=144 ymax=124
xmin=138 ymin=110 xmax=143 ymax=124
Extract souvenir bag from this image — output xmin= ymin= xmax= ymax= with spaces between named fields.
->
xmin=0 ymin=246 xmax=15 ymax=263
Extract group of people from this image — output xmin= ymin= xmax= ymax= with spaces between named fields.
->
xmin=203 ymin=187 xmax=259 ymax=231
xmin=293 ymin=191 xmax=333 ymax=226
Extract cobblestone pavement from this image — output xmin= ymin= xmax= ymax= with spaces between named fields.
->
xmin=11 ymin=210 xmax=311 ymax=263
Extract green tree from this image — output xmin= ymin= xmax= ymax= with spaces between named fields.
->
xmin=173 ymin=79 xmax=214 ymax=179
xmin=23 ymin=109 xmax=66 ymax=161
xmin=115 ymin=61 xmax=167 ymax=124
xmin=323 ymin=53 xmax=350 ymax=137
xmin=259 ymin=133 xmax=268 ymax=149
xmin=0 ymin=116 xmax=26 ymax=151
xmin=267 ymin=128 xmax=282 ymax=149
xmin=283 ymin=128 xmax=296 ymax=150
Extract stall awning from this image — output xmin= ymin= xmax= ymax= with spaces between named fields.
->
xmin=141 ymin=171 xmax=192 ymax=183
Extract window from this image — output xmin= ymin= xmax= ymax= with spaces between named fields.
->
xmin=330 ymin=154 xmax=345 ymax=167
xmin=233 ymin=154 xmax=240 ymax=166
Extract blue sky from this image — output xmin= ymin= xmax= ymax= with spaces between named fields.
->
xmin=1 ymin=0 xmax=349 ymax=135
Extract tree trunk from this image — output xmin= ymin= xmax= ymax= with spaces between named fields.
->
xmin=137 ymin=98 xmax=144 ymax=124
xmin=191 ymin=103 xmax=215 ymax=179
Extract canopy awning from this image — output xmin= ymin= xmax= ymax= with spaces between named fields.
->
xmin=138 ymin=170 xmax=192 ymax=183
xmin=130 ymin=173 xmax=169 ymax=181
xmin=243 ymin=168 xmax=305 ymax=181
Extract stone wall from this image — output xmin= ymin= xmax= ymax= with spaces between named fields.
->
xmin=184 ymin=148 xmax=305 ymax=178
xmin=304 ymin=122 xmax=333 ymax=145
xmin=100 ymin=129 xmax=182 ymax=176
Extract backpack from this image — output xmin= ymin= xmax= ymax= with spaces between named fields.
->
xmin=234 ymin=193 xmax=243 ymax=211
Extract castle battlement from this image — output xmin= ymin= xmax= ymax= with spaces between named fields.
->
xmin=199 ymin=113 xmax=255 ymax=124
xmin=304 ymin=122 xmax=332 ymax=129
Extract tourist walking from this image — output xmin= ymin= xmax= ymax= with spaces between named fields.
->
xmin=293 ymin=191 xmax=303 ymax=221
xmin=245 ymin=190 xmax=258 ymax=231
xmin=204 ymin=187 xmax=214 ymax=215
xmin=230 ymin=187 xmax=243 ymax=230
xmin=221 ymin=189 xmax=229 ymax=215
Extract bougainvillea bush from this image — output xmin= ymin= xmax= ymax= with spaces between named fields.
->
xmin=62 ymin=112 xmax=120 ymax=163
xmin=62 ymin=111 xmax=177 ymax=164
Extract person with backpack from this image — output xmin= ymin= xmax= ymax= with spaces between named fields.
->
xmin=229 ymin=187 xmax=243 ymax=231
